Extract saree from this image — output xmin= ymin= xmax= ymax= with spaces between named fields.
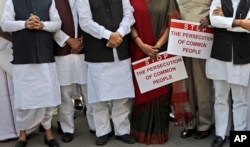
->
xmin=130 ymin=0 xmax=181 ymax=144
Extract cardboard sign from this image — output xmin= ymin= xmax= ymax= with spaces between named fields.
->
xmin=132 ymin=52 xmax=187 ymax=93
xmin=167 ymin=19 xmax=214 ymax=59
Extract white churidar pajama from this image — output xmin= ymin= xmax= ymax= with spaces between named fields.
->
xmin=87 ymin=49 xmax=135 ymax=137
xmin=54 ymin=0 xmax=91 ymax=134
xmin=77 ymin=0 xmax=135 ymax=137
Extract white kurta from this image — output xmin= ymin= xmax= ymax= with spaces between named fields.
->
xmin=206 ymin=0 xmax=250 ymax=86
xmin=207 ymin=0 xmax=250 ymax=135
xmin=12 ymin=63 xmax=61 ymax=110
xmin=54 ymin=0 xmax=87 ymax=86
xmin=0 ymin=38 xmax=37 ymax=140
xmin=87 ymin=49 xmax=135 ymax=103
xmin=0 ymin=71 xmax=17 ymax=141
xmin=77 ymin=0 xmax=135 ymax=103
xmin=0 ymin=38 xmax=18 ymax=140
xmin=1 ymin=0 xmax=62 ymax=110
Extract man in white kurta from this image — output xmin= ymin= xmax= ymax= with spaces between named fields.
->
xmin=207 ymin=0 xmax=250 ymax=147
xmin=0 ymin=0 xmax=38 ymax=142
xmin=1 ymin=0 xmax=61 ymax=146
xmin=53 ymin=0 xmax=94 ymax=142
xmin=77 ymin=0 xmax=135 ymax=145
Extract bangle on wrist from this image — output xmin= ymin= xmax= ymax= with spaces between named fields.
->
xmin=239 ymin=19 xmax=242 ymax=26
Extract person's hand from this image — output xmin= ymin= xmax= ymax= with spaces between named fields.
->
xmin=199 ymin=17 xmax=209 ymax=30
xmin=140 ymin=43 xmax=159 ymax=59
xmin=25 ymin=14 xmax=43 ymax=30
xmin=106 ymin=32 xmax=123 ymax=48
xmin=212 ymin=7 xmax=224 ymax=16
xmin=67 ymin=38 xmax=83 ymax=54
xmin=241 ymin=18 xmax=250 ymax=31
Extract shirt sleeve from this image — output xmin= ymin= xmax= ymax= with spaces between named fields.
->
xmin=42 ymin=0 xmax=62 ymax=32
xmin=1 ymin=0 xmax=61 ymax=33
xmin=1 ymin=0 xmax=26 ymax=32
xmin=209 ymin=0 xmax=234 ymax=29
xmin=77 ymin=0 xmax=112 ymax=40
xmin=53 ymin=30 xmax=69 ymax=47
xmin=209 ymin=0 xmax=250 ymax=33
xmin=116 ymin=0 xmax=135 ymax=37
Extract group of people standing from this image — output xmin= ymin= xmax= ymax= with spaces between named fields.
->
xmin=1 ymin=0 xmax=250 ymax=147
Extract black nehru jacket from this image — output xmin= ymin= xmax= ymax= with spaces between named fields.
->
xmin=12 ymin=0 xmax=54 ymax=64
xmin=82 ymin=0 xmax=130 ymax=63
xmin=211 ymin=0 xmax=250 ymax=65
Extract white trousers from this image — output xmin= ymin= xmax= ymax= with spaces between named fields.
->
xmin=213 ymin=80 xmax=248 ymax=139
xmin=246 ymin=82 xmax=250 ymax=130
xmin=92 ymin=98 xmax=132 ymax=137
xmin=16 ymin=107 xmax=54 ymax=130
xmin=58 ymin=84 xmax=94 ymax=133
xmin=81 ymin=85 xmax=95 ymax=131
xmin=58 ymin=84 xmax=75 ymax=133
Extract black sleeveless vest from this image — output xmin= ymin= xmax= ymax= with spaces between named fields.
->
xmin=82 ymin=0 xmax=130 ymax=62
xmin=12 ymin=0 xmax=55 ymax=64
xmin=211 ymin=0 xmax=250 ymax=64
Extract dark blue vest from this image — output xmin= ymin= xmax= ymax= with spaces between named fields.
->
xmin=12 ymin=0 xmax=55 ymax=64
xmin=82 ymin=0 xmax=130 ymax=62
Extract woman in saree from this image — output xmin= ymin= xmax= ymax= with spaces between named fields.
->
xmin=130 ymin=0 xmax=181 ymax=144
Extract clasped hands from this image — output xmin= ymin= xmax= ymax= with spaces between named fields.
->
xmin=213 ymin=6 xmax=250 ymax=31
xmin=25 ymin=14 xmax=44 ymax=30
xmin=106 ymin=32 xmax=123 ymax=48
xmin=67 ymin=37 xmax=83 ymax=54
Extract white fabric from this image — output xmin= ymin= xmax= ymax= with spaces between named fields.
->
xmin=1 ymin=0 xmax=61 ymax=33
xmin=213 ymin=80 xmax=247 ymax=139
xmin=208 ymin=0 xmax=250 ymax=137
xmin=77 ymin=0 xmax=135 ymax=39
xmin=0 ymin=38 xmax=12 ymax=75
xmin=53 ymin=0 xmax=88 ymax=133
xmin=0 ymin=69 xmax=18 ymax=141
xmin=92 ymin=99 xmax=132 ymax=137
xmin=0 ymin=39 xmax=36 ymax=141
xmin=247 ymin=83 xmax=250 ymax=130
xmin=87 ymin=54 xmax=135 ymax=103
xmin=77 ymin=0 xmax=135 ymax=103
xmin=58 ymin=85 xmax=75 ymax=133
xmin=17 ymin=107 xmax=54 ymax=130
xmin=207 ymin=0 xmax=250 ymax=86
xmin=13 ymin=63 xmax=61 ymax=110
xmin=210 ymin=0 xmax=250 ymax=32
xmin=206 ymin=58 xmax=250 ymax=86
xmin=81 ymin=84 xmax=95 ymax=131
xmin=54 ymin=0 xmax=78 ymax=46
xmin=55 ymin=54 xmax=87 ymax=86
xmin=54 ymin=0 xmax=87 ymax=86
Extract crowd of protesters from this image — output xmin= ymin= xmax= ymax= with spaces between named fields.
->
xmin=1 ymin=0 xmax=250 ymax=147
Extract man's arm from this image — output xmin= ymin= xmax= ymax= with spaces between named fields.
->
xmin=42 ymin=0 xmax=61 ymax=32
xmin=116 ymin=0 xmax=135 ymax=37
xmin=209 ymin=0 xmax=236 ymax=29
xmin=0 ymin=27 xmax=12 ymax=42
xmin=1 ymin=0 xmax=26 ymax=32
xmin=77 ymin=0 xmax=112 ymax=40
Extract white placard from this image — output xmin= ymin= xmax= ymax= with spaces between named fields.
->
xmin=167 ymin=19 xmax=214 ymax=59
xmin=132 ymin=52 xmax=187 ymax=93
